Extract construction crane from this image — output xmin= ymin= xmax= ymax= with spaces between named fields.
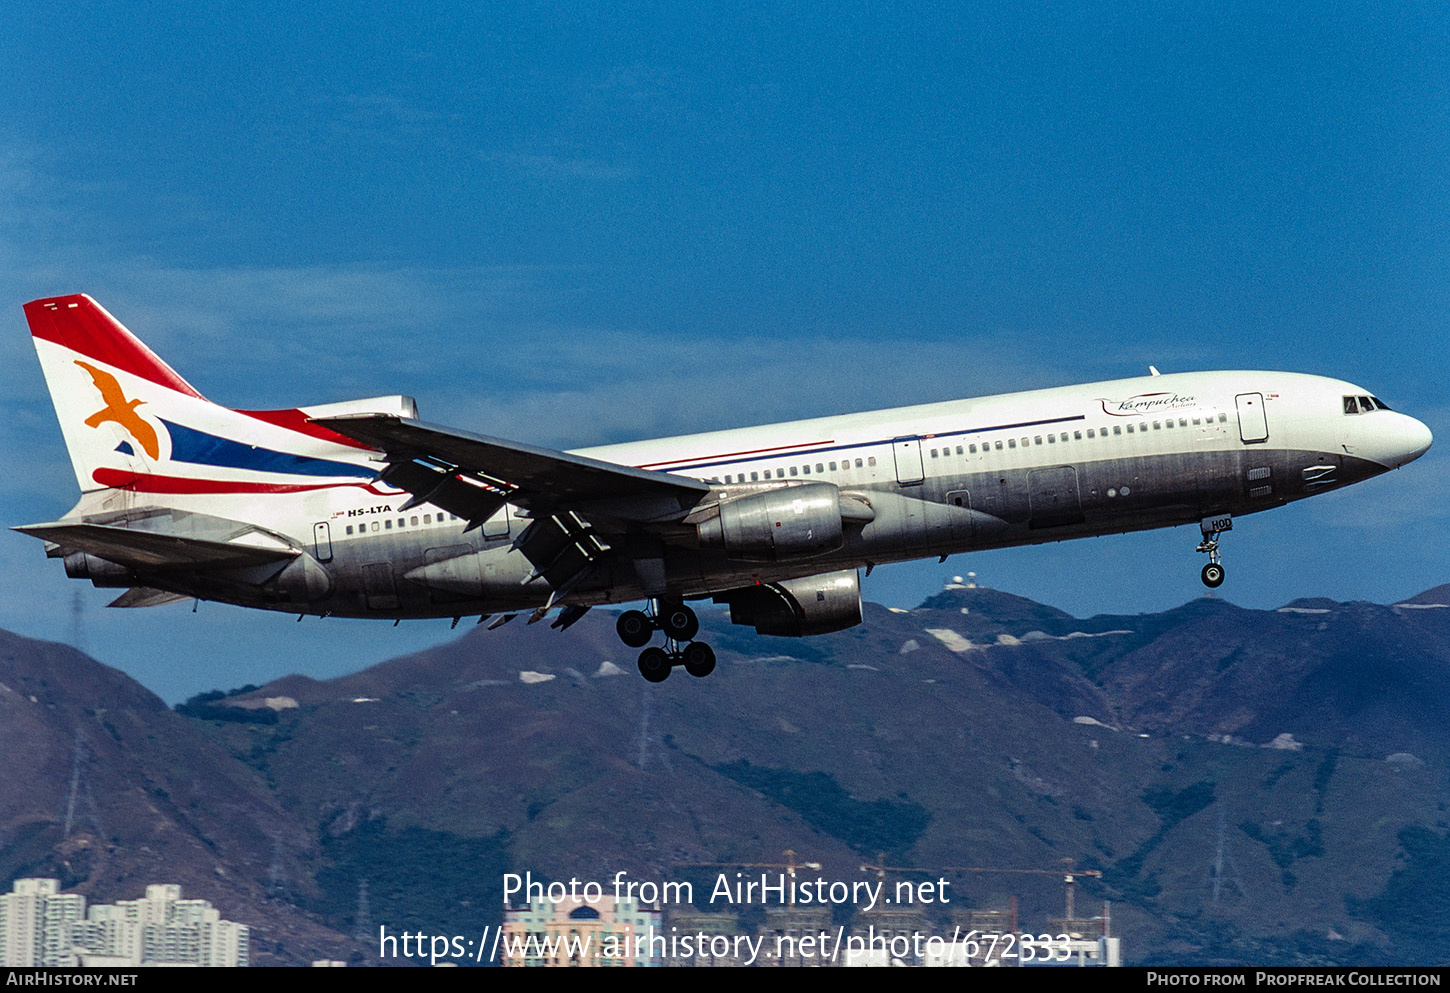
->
xmin=943 ymin=860 xmax=1103 ymax=925
xmin=858 ymin=855 xmax=1099 ymax=919
xmin=674 ymin=849 xmax=824 ymax=906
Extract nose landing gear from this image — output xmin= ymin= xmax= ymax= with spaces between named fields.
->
xmin=619 ymin=599 xmax=717 ymax=681
xmin=1197 ymin=513 xmax=1232 ymax=588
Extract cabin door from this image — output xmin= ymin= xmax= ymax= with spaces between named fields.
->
xmin=893 ymin=437 xmax=924 ymax=485
xmin=1236 ymin=393 xmax=1269 ymax=444
xmin=1028 ymin=466 xmax=1085 ymax=529
xmin=312 ymin=522 xmax=333 ymax=562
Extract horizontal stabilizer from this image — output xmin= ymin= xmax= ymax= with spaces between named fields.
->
xmin=13 ymin=522 xmax=300 ymax=570
xmin=107 ymin=587 xmax=192 ymax=608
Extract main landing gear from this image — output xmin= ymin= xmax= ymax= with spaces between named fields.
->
xmin=1197 ymin=513 xmax=1232 ymax=588
xmin=617 ymin=599 xmax=716 ymax=682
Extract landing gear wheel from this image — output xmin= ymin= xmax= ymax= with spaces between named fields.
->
xmin=1196 ymin=514 xmax=1231 ymax=590
xmin=681 ymin=641 xmax=716 ymax=678
xmin=617 ymin=610 xmax=654 ymax=648
xmin=638 ymin=646 xmax=672 ymax=682
xmin=658 ymin=603 xmax=699 ymax=642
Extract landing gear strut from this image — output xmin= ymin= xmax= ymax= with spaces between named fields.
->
xmin=619 ymin=599 xmax=717 ymax=682
xmin=1197 ymin=513 xmax=1232 ymax=588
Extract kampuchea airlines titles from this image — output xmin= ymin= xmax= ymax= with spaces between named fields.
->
xmin=16 ymin=295 xmax=1432 ymax=681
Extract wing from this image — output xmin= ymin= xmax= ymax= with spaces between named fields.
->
xmin=312 ymin=414 xmax=716 ymax=607
xmin=310 ymin=414 xmax=711 ymax=525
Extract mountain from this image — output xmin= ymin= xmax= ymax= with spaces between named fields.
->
xmin=0 ymin=630 xmax=353 ymax=965
xmin=5 ymin=582 xmax=1450 ymax=965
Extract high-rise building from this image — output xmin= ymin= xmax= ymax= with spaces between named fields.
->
xmin=0 ymin=879 xmax=248 ymax=967
xmin=0 ymin=879 xmax=83 ymax=966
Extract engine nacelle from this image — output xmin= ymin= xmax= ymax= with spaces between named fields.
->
xmin=697 ymin=482 xmax=845 ymax=562
xmin=63 ymin=552 xmax=136 ymax=589
xmin=716 ymin=569 xmax=863 ymax=637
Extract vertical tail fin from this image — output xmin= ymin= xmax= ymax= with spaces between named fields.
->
xmin=25 ymin=294 xmax=378 ymax=495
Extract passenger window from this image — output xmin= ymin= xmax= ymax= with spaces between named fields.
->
xmin=1073 ymin=431 xmax=1082 ymax=440
xmin=1047 ymin=434 xmax=1055 ymax=443
xmin=1126 ymin=423 xmax=1135 ymax=433
xmin=829 ymin=462 xmax=837 ymax=471
xmin=751 ymin=472 xmax=759 ymax=481
xmin=384 ymin=519 xmax=391 ymax=530
xmin=994 ymin=441 xmax=1003 ymax=451
xmin=1153 ymin=421 xmax=1161 ymax=430
xmin=867 ymin=457 xmax=876 ymax=467
xmin=816 ymin=463 xmax=824 ymax=473
xmin=410 ymin=516 xmax=418 ymax=526
xmin=1219 ymin=412 xmax=1228 ymax=422
xmin=855 ymin=460 xmax=864 ymax=468
xmin=1192 ymin=417 xmax=1201 ymax=425
xmin=1008 ymin=439 xmax=1017 ymax=449
xmin=789 ymin=466 xmax=798 ymax=476
xmin=969 ymin=444 xmax=977 ymax=453
xmin=1034 ymin=436 xmax=1042 ymax=445
xmin=1113 ymin=426 xmax=1122 ymax=436
xmin=345 ymin=525 xmax=353 ymax=535
xmin=1179 ymin=418 xmax=1187 ymax=427
xmin=930 ymin=448 xmax=938 ymax=458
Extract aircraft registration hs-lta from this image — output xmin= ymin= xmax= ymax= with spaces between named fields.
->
xmin=17 ymin=295 xmax=1432 ymax=682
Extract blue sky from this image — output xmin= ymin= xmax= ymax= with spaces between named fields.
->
xmin=2 ymin=4 xmax=1447 ymax=702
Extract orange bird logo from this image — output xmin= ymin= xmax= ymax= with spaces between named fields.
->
xmin=74 ymin=360 xmax=161 ymax=460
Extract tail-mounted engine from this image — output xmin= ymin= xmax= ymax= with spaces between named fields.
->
xmin=715 ymin=568 xmax=863 ymax=637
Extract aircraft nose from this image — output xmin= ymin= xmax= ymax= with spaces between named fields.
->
xmin=1399 ymin=415 xmax=1433 ymax=467
xmin=1345 ymin=410 xmax=1432 ymax=470
xmin=1378 ymin=413 xmax=1433 ymax=469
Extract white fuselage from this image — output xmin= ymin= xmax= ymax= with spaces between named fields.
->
xmin=67 ymin=368 xmax=1427 ymax=619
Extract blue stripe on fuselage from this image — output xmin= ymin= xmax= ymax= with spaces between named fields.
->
xmin=160 ymin=419 xmax=370 ymax=478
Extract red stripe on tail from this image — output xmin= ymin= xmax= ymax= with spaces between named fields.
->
xmin=24 ymin=295 xmax=205 ymax=398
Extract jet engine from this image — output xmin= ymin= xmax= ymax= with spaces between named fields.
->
xmin=716 ymin=569 xmax=862 ymax=637
xmin=698 ymin=482 xmax=864 ymax=562
xmin=63 ymin=552 xmax=135 ymax=588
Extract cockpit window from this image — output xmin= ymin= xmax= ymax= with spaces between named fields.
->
xmin=1344 ymin=395 xmax=1393 ymax=414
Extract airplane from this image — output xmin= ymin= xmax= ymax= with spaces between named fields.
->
xmin=15 ymin=294 xmax=1433 ymax=682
